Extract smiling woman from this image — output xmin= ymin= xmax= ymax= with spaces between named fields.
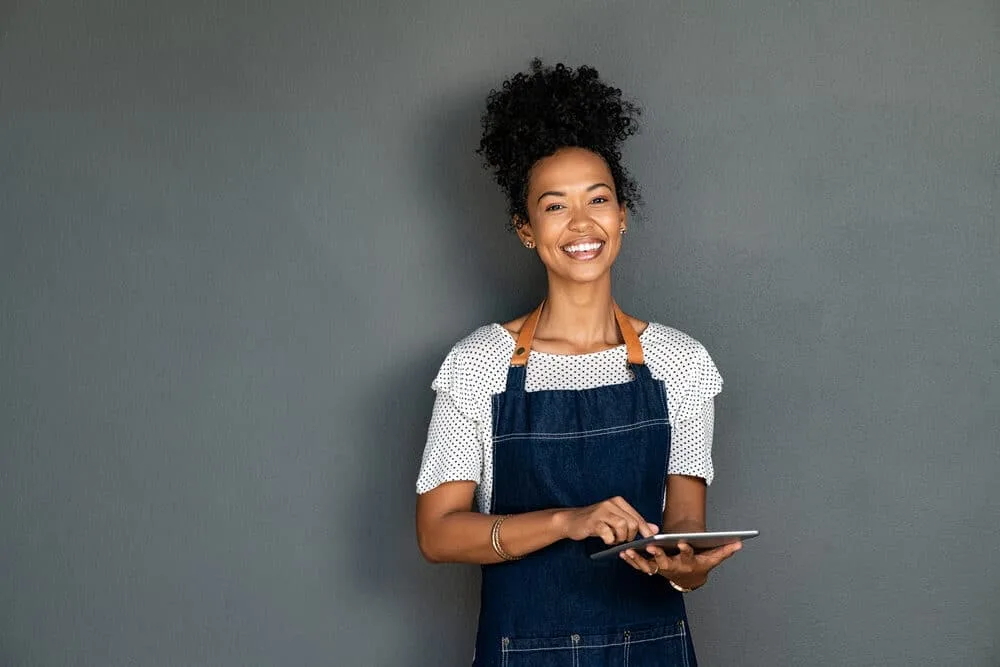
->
xmin=415 ymin=60 xmax=739 ymax=667
xmin=514 ymin=147 xmax=627 ymax=289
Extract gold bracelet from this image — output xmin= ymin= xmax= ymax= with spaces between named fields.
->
xmin=490 ymin=514 xmax=523 ymax=561
xmin=668 ymin=579 xmax=694 ymax=593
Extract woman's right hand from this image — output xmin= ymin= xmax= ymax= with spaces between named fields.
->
xmin=557 ymin=496 xmax=659 ymax=545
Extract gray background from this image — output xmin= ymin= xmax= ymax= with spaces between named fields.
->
xmin=2 ymin=0 xmax=998 ymax=665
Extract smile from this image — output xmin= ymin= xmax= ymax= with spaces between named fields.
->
xmin=560 ymin=240 xmax=605 ymax=261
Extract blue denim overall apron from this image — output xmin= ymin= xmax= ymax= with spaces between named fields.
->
xmin=473 ymin=303 xmax=697 ymax=667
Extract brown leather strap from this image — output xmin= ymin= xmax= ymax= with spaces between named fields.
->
xmin=508 ymin=301 xmax=645 ymax=367
xmin=509 ymin=302 xmax=545 ymax=367
xmin=613 ymin=302 xmax=645 ymax=366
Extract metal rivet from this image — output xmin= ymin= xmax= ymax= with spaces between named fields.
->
xmin=515 ymin=347 xmax=525 ymax=355
xmin=571 ymin=633 xmax=581 ymax=644
xmin=502 ymin=637 xmax=510 ymax=647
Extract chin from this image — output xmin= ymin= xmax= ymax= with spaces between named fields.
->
xmin=551 ymin=265 xmax=614 ymax=285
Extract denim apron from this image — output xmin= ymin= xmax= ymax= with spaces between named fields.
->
xmin=473 ymin=303 xmax=697 ymax=667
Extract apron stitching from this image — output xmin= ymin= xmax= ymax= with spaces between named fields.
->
xmin=657 ymin=377 xmax=670 ymax=424
xmin=490 ymin=393 xmax=501 ymax=515
xmin=493 ymin=418 xmax=669 ymax=442
xmin=504 ymin=632 xmax=682 ymax=652
xmin=623 ymin=631 xmax=684 ymax=646
xmin=681 ymin=620 xmax=690 ymax=667
xmin=657 ymin=380 xmax=672 ymax=497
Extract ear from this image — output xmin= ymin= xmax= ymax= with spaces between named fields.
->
xmin=513 ymin=215 xmax=535 ymax=246
xmin=619 ymin=205 xmax=628 ymax=234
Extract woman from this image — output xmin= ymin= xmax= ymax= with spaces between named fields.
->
xmin=415 ymin=60 xmax=741 ymax=666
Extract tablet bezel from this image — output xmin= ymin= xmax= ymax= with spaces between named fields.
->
xmin=588 ymin=530 xmax=759 ymax=560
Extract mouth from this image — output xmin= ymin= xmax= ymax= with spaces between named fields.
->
xmin=560 ymin=239 xmax=605 ymax=261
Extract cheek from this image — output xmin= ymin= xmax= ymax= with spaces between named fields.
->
xmin=530 ymin=219 xmax=564 ymax=243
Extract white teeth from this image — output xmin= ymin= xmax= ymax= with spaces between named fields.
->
xmin=563 ymin=241 xmax=603 ymax=253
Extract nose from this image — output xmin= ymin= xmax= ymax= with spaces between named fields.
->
xmin=567 ymin=206 xmax=596 ymax=231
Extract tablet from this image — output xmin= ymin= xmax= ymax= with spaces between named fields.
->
xmin=589 ymin=530 xmax=759 ymax=560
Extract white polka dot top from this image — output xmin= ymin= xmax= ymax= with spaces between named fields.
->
xmin=416 ymin=322 xmax=723 ymax=514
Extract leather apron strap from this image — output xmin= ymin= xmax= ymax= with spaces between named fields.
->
xmin=509 ymin=301 xmax=644 ymax=367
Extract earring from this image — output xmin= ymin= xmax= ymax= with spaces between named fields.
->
xmin=620 ymin=227 xmax=627 ymax=235
xmin=524 ymin=241 xmax=535 ymax=249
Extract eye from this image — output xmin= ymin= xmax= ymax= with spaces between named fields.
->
xmin=591 ymin=196 xmax=609 ymax=205
xmin=545 ymin=203 xmax=565 ymax=212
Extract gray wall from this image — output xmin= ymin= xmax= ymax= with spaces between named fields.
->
xmin=2 ymin=1 xmax=997 ymax=665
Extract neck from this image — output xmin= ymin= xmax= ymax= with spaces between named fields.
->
xmin=538 ymin=273 xmax=620 ymax=346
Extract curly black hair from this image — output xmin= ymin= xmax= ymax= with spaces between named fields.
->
xmin=477 ymin=59 xmax=642 ymax=228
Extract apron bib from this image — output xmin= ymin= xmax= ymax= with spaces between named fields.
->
xmin=473 ymin=303 xmax=697 ymax=667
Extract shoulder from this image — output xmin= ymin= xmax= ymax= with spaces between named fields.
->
xmin=500 ymin=313 xmax=529 ymax=337
xmin=447 ymin=324 xmax=516 ymax=362
xmin=431 ymin=324 xmax=514 ymax=395
xmin=641 ymin=322 xmax=723 ymax=397
xmin=641 ymin=322 xmax=712 ymax=359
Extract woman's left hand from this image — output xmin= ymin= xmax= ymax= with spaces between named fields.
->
xmin=619 ymin=540 xmax=742 ymax=590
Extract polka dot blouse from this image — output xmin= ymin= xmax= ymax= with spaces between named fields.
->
xmin=416 ymin=322 xmax=723 ymax=514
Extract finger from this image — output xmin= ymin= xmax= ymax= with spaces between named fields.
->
xmin=597 ymin=523 xmax=617 ymax=545
xmin=646 ymin=544 xmax=679 ymax=562
xmin=592 ymin=509 xmax=621 ymax=543
xmin=699 ymin=541 xmax=743 ymax=565
xmin=629 ymin=552 xmax=658 ymax=575
xmin=608 ymin=498 xmax=638 ymax=540
xmin=610 ymin=512 xmax=641 ymax=543
xmin=620 ymin=551 xmax=646 ymax=572
xmin=639 ymin=555 xmax=659 ymax=575
xmin=646 ymin=546 xmax=693 ymax=580
xmin=611 ymin=513 xmax=638 ymax=542
xmin=625 ymin=517 xmax=641 ymax=542
xmin=608 ymin=497 xmax=656 ymax=538
xmin=606 ymin=514 xmax=632 ymax=543
xmin=645 ymin=545 xmax=674 ymax=569
xmin=608 ymin=496 xmax=646 ymax=525
xmin=676 ymin=541 xmax=695 ymax=558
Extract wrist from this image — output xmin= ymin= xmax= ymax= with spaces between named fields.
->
xmin=664 ymin=573 xmax=705 ymax=591
xmin=550 ymin=509 xmax=571 ymax=540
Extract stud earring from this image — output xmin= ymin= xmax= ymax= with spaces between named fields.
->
xmin=524 ymin=241 xmax=535 ymax=249
xmin=620 ymin=227 xmax=627 ymax=235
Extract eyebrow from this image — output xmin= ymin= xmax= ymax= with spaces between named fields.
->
xmin=536 ymin=183 xmax=614 ymax=203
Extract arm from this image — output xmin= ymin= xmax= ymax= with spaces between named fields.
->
xmin=416 ymin=481 xmax=565 ymax=564
xmin=416 ymin=482 xmax=658 ymax=565
xmin=662 ymin=474 xmax=707 ymax=533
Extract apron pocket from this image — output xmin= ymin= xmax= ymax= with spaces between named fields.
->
xmin=623 ymin=621 xmax=691 ymax=667
xmin=501 ymin=622 xmax=689 ymax=667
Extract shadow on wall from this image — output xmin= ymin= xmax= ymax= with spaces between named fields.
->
xmin=330 ymin=82 xmax=545 ymax=658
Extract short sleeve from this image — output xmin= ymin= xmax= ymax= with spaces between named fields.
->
xmin=415 ymin=390 xmax=482 ymax=493
xmin=668 ymin=344 xmax=722 ymax=484
xmin=667 ymin=395 xmax=716 ymax=484
xmin=677 ymin=345 xmax=723 ymax=422
xmin=413 ymin=326 xmax=511 ymax=508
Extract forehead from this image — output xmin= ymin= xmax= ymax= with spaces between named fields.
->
xmin=527 ymin=147 xmax=614 ymax=192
